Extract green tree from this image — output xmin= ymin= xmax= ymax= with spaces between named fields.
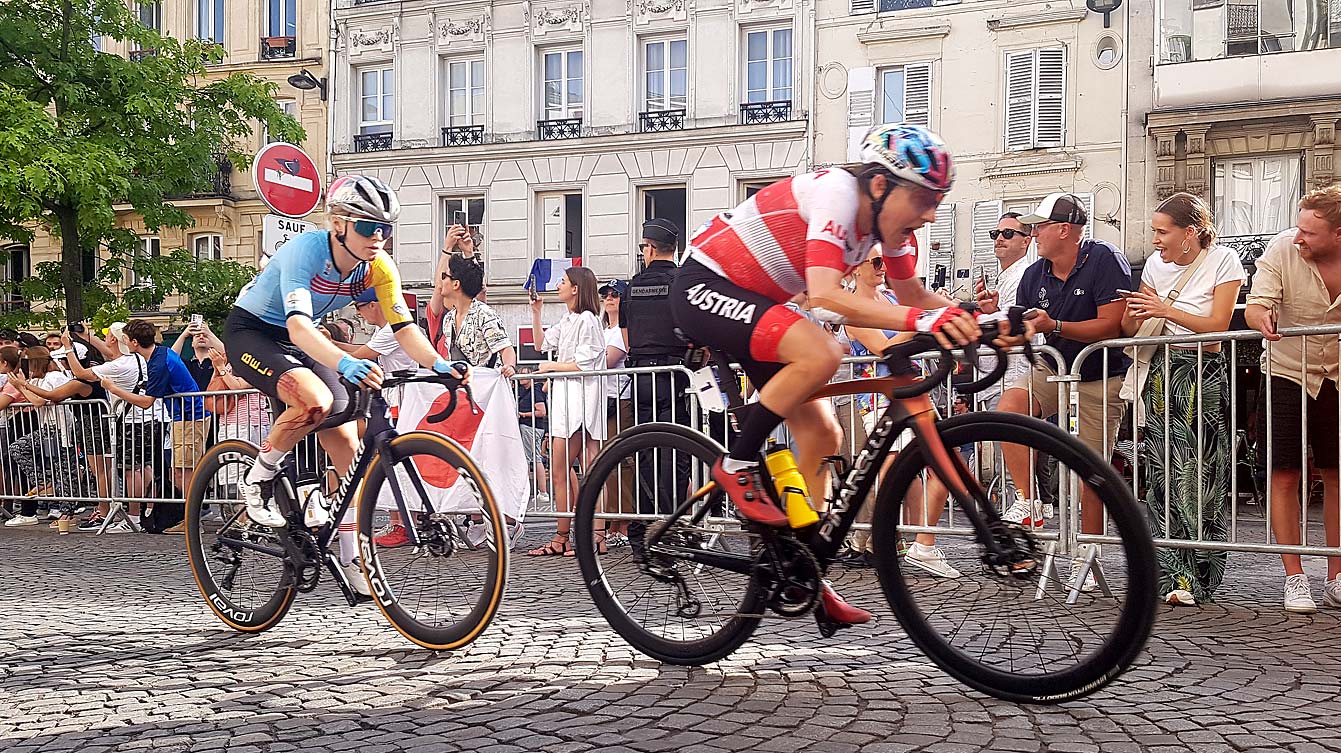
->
xmin=0 ymin=0 xmax=302 ymax=324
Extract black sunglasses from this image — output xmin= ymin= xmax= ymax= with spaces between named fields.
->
xmin=867 ymin=257 xmax=884 ymax=270
xmin=336 ymin=216 xmax=394 ymax=239
xmin=989 ymin=229 xmax=1025 ymax=240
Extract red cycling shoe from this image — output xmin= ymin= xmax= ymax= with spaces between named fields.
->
xmin=819 ymin=582 xmax=873 ymax=625
xmin=711 ymin=458 xmax=790 ymax=528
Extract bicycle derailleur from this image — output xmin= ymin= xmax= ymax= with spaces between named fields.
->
xmin=980 ymin=520 xmax=1043 ymax=579
xmin=641 ymin=519 xmax=706 ymax=619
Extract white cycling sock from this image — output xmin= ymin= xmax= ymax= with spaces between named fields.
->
xmin=245 ymin=444 xmax=286 ymax=485
xmin=338 ymin=509 xmax=358 ymax=565
xmin=721 ymin=457 xmax=758 ymax=473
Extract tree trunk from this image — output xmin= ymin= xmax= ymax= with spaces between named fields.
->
xmin=56 ymin=207 xmax=85 ymax=323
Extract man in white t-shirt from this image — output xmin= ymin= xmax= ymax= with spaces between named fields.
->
xmin=975 ymin=211 xmax=1044 ymax=403
xmin=346 ymin=289 xmax=418 ymax=403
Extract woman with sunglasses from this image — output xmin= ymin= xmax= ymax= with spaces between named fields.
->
xmin=224 ymin=175 xmax=464 ymax=583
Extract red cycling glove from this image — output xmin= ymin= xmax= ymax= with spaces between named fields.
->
xmin=906 ymin=306 xmax=967 ymax=334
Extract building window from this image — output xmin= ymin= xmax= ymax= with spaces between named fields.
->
xmin=1004 ymin=47 xmax=1066 ymax=151
xmin=445 ymin=59 xmax=485 ymax=127
xmin=0 ymin=244 xmax=29 ymax=309
xmin=197 ymin=0 xmax=224 ymax=43
xmin=137 ymin=2 xmax=161 ymax=31
xmin=743 ymin=27 xmax=792 ymax=103
xmin=541 ymin=49 xmax=583 ymax=120
xmin=265 ymin=99 xmax=296 ymax=144
xmin=538 ymin=192 xmax=583 ymax=260
xmin=443 ymin=196 xmax=486 ymax=239
xmin=740 ymin=178 xmax=779 ymax=201
xmin=267 ymin=0 xmax=296 ymax=38
xmin=1158 ymin=0 xmax=1340 ymax=63
xmin=132 ymin=236 xmax=160 ymax=287
xmin=642 ymin=187 xmax=687 ymax=258
xmin=877 ymin=63 xmax=932 ymax=126
xmin=192 ymin=233 xmax=223 ymax=261
xmin=1213 ymin=155 xmax=1304 ymax=237
xmin=360 ymin=67 xmax=394 ymax=135
xmin=643 ymin=38 xmax=687 ymax=112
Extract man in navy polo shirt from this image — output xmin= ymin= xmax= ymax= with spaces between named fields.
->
xmin=996 ymin=194 xmax=1131 ymax=550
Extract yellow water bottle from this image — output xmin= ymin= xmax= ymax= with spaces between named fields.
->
xmin=765 ymin=443 xmax=820 ymax=528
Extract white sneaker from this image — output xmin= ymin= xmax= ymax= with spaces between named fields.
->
xmin=1285 ymin=574 xmax=1318 ymax=614
xmin=4 ymin=515 xmax=39 ymax=527
xmin=342 ymin=559 xmax=372 ymax=597
xmin=1042 ymin=503 xmax=1055 ymax=520
xmin=1002 ymin=495 xmax=1044 ymax=529
xmin=240 ymin=479 xmax=286 ymax=528
xmin=532 ymin=492 xmax=551 ymax=508
xmin=465 ymin=522 xmax=487 ymax=548
xmin=1069 ymin=558 xmax=1098 ymax=593
xmin=46 ymin=509 xmax=61 ymax=520
xmin=1324 ymin=577 xmax=1341 ymax=609
xmin=103 ymin=521 xmax=134 ymax=534
xmin=1165 ymin=589 xmax=1196 ymax=606
xmin=904 ymin=542 xmax=962 ymax=578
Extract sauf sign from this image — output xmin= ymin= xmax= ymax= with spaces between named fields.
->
xmin=261 ymin=215 xmax=317 ymax=265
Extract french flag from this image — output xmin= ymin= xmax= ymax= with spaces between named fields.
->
xmin=524 ymin=257 xmax=580 ymax=293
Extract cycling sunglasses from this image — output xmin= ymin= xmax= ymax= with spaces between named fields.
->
xmin=336 ymin=216 xmax=395 ymax=239
xmin=988 ymin=228 xmax=1025 ymax=240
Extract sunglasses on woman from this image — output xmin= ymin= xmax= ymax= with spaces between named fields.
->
xmin=336 ymin=216 xmax=395 ymax=239
xmin=865 ymin=257 xmax=884 ymax=270
xmin=988 ymin=229 xmax=1025 ymax=240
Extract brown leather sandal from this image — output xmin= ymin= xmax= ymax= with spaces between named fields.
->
xmin=526 ymin=531 xmax=571 ymax=557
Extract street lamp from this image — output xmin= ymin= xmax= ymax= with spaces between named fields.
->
xmin=1085 ymin=0 xmax=1122 ymax=28
xmin=286 ymin=68 xmax=328 ymax=101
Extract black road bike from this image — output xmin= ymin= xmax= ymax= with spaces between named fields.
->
xmin=185 ymin=369 xmax=509 ymax=650
xmin=573 ymin=312 xmax=1157 ymax=703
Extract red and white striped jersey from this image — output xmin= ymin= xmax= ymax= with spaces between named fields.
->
xmin=687 ymin=170 xmax=918 ymax=303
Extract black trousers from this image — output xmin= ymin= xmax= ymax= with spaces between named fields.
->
xmin=633 ymin=369 xmax=692 ymax=516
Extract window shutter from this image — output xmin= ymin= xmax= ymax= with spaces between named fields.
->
xmin=1004 ymin=51 xmax=1035 ymax=151
xmin=1035 ymin=48 xmax=1066 ymax=148
xmin=928 ymin=203 xmax=956 ymax=276
xmin=850 ymin=0 xmax=875 ymax=12
xmin=1076 ymin=192 xmax=1095 ymax=239
xmin=846 ymin=66 xmax=876 ymax=161
xmin=972 ymin=200 xmax=1003 ymax=280
xmin=903 ymin=63 xmax=932 ymax=127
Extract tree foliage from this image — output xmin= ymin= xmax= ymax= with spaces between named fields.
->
xmin=0 ymin=0 xmax=302 ymax=323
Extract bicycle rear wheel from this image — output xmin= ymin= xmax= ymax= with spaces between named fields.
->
xmin=871 ymin=412 xmax=1157 ymax=703
xmin=357 ymin=431 xmax=508 ymax=650
xmin=185 ymin=440 xmax=297 ymax=632
xmin=574 ymin=423 xmax=764 ymax=665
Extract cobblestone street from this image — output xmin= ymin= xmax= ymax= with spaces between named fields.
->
xmin=2 ymin=526 xmax=1339 ymax=753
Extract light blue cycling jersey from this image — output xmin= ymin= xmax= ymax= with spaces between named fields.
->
xmin=234 ymin=230 xmax=411 ymax=329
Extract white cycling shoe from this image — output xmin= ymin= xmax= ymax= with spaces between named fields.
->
xmin=240 ymin=479 xmax=286 ymax=528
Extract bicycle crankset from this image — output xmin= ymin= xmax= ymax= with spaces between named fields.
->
xmin=291 ymin=527 xmax=324 ymax=592
xmin=981 ymin=521 xmax=1043 ymax=578
xmin=753 ymin=536 xmax=822 ymax=618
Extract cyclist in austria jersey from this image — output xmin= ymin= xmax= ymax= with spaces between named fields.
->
xmin=670 ymin=124 xmax=1028 ymax=626
xmin=225 ymin=175 xmax=462 ymax=547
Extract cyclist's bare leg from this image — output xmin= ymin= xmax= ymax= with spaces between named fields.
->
xmin=782 ymin=400 xmax=843 ymax=510
xmin=754 ymin=322 xmax=844 ymax=421
xmin=264 ymin=369 xmax=335 ymax=455
xmin=315 ymin=423 xmax=358 ymax=477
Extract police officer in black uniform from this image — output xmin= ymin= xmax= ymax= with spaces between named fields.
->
xmin=620 ymin=218 xmax=691 ymax=516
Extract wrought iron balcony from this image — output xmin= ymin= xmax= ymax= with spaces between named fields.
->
xmin=169 ymin=157 xmax=232 ymax=199
xmin=537 ymin=117 xmax=582 ymax=141
xmin=441 ymin=125 xmax=485 ymax=147
xmin=260 ymin=36 xmax=296 ymax=60
xmin=639 ymin=108 xmax=686 ymax=133
xmin=739 ymin=100 xmax=793 ymax=125
xmin=1219 ymin=233 xmax=1275 ymax=293
xmin=353 ymin=133 xmax=393 ymax=152
xmin=129 ymin=49 xmax=156 ymax=62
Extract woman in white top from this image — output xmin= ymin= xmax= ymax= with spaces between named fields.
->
xmin=1121 ymin=192 xmax=1246 ymax=607
xmin=527 ymin=266 xmax=608 ymax=556
xmin=5 ymin=347 xmax=85 ymax=524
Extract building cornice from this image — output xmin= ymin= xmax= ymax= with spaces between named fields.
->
xmin=986 ymin=6 xmax=1088 ymax=30
xmin=332 ymin=120 xmax=808 ymax=168
xmin=856 ymin=20 xmax=951 ymax=44
xmin=1147 ymin=95 xmax=1341 ymax=130
xmin=980 ymin=151 xmax=1083 ymax=179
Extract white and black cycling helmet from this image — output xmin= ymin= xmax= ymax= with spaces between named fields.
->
xmin=326 ymin=175 xmax=400 ymax=223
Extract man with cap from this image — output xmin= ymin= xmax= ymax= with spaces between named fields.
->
xmin=620 ymin=218 xmax=692 ymax=524
xmin=996 ymin=193 xmax=1131 ymax=577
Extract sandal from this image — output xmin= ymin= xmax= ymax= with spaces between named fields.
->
xmin=566 ymin=530 xmax=608 ymax=557
xmin=527 ymin=532 xmax=571 ymax=557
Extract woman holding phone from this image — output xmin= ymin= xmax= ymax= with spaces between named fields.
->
xmin=1121 ymin=192 xmax=1245 ymax=607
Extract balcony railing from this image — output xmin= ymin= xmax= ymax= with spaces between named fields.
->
xmin=537 ymin=117 xmax=583 ymax=140
xmin=1219 ymin=233 xmax=1275 ymax=295
xmin=353 ymin=133 xmax=393 ymax=152
xmin=129 ymin=49 xmax=156 ymax=62
xmin=739 ymin=100 xmax=793 ymax=125
xmin=260 ymin=36 xmax=296 ymax=60
xmin=639 ymin=108 xmax=686 ymax=133
xmin=441 ymin=125 xmax=485 ymax=147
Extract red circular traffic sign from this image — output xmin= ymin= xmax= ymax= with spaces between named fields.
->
xmin=253 ymin=142 xmax=323 ymax=218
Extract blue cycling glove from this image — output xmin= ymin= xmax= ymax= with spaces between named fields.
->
xmin=337 ymin=355 xmax=377 ymax=384
xmin=432 ymin=357 xmax=460 ymax=376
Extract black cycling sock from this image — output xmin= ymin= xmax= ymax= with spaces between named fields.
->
xmin=727 ymin=402 xmax=785 ymax=464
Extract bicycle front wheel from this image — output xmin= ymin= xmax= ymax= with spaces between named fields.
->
xmin=871 ymin=412 xmax=1157 ymax=704
xmin=185 ymin=440 xmax=297 ymax=632
xmin=357 ymin=431 xmax=508 ymax=650
xmin=574 ymin=423 xmax=764 ymax=665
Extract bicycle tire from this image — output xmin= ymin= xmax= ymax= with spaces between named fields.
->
xmin=357 ymin=431 xmax=508 ymax=650
xmin=185 ymin=440 xmax=297 ymax=632
xmin=871 ymin=412 xmax=1158 ymax=704
xmin=574 ymin=423 xmax=764 ymax=665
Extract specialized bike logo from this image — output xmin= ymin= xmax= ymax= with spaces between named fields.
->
xmin=683 ymin=283 xmax=757 ymax=324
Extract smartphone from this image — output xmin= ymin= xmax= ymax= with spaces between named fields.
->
xmin=1117 ymin=289 xmax=1136 ymax=298
xmin=452 ymin=211 xmax=467 ymax=228
xmin=67 ymin=322 xmax=84 ymax=335
xmin=190 ymin=314 xmax=204 ymax=331
xmin=1023 ymin=308 xmax=1043 ymax=320
xmin=528 ymin=274 xmax=539 ymax=302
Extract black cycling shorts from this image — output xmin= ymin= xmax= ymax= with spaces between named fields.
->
xmin=224 ymin=307 xmax=348 ymax=417
xmin=669 ymin=258 xmax=805 ymax=389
